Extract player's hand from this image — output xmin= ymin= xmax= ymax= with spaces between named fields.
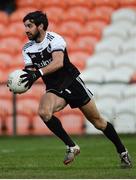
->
xmin=20 ymin=69 xmax=41 ymax=89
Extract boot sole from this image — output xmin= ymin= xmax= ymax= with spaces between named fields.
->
xmin=63 ymin=150 xmax=80 ymax=165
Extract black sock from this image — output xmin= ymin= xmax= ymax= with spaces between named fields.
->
xmin=43 ymin=115 xmax=75 ymax=147
xmin=103 ymin=122 xmax=126 ymax=154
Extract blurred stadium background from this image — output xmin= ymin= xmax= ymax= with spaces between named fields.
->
xmin=0 ymin=0 xmax=136 ymax=136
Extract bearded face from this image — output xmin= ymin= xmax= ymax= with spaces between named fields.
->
xmin=24 ymin=20 xmax=41 ymax=41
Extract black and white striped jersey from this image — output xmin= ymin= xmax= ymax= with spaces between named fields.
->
xmin=22 ymin=31 xmax=80 ymax=91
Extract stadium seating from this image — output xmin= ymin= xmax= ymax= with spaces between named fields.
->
xmin=87 ymin=8 xmax=111 ymax=25
xmin=16 ymin=0 xmax=41 ymax=9
xmin=120 ymin=98 xmax=136 ymax=113
xmin=119 ymin=0 xmax=136 ymax=9
xmin=69 ymin=52 xmax=89 ymax=71
xmin=80 ymin=67 xmax=106 ymax=83
xmin=18 ymin=83 xmax=45 ymax=101
xmin=78 ymin=25 xmax=102 ymax=41
xmin=129 ymin=25 xmax=136 ymax=38
xmin=10 ymin=54 xmax=24 ymax=69
xmin=61 ymin=7 xmax=90 ymax=24
xmin=47 ymin=22 xmax=58 ymax=32
xmin=94 ymin=0 xmax=119 ymax=9
xmin=96 ymin=84 xmax=124 ymax=100
xmin=93 ymin=6 xmax=115 ymax=15
xmin=112 ymin=8 xmax=136 ymax=24
xmin=0 ymin=90 xmax=12 ymax=135
xmin=72 ymin=36 xmax=95 ymax=54
xmin=103 ymin=24 xmax=129 ymax=40
xmin=0 ymin=11 xmax=9 ymax=25
xmin=122 ymin=38 xmax=136 ymax=53
xmin=59 ymin=21 xmax=83 ymax=38
xmin=113 ymin=53 xmax=136 ymax=70
xmin=95 ymin=37 xmax=123 ymax=55
xmin=114 ymin=98 xmax=136 ymax=133
xmin=16 ymin=98 xmax=39 ymax=117
xmin=1 ymin=37 xmax=23 ymax=55
xmin=3 ymin=22 xmax=25 ymax=40
xmin=95 ymin=98 xmax=117 ymax=121
xmin=105 ymin=66 xmax=135 ymax=83
xmin=58 ymin=24 xmax=78 ymax=40
xmin=130 ymin=72 xmax=136 ymax=83
xmin=0 ymin=115 xmax=13 ymax=135
xmin=0 ymin=85 xmax=12 ymax=100
xmin=86 ymin=53 xmax=114 ymax=70
xmin=66 ymin=0 xmax=93 ymax=9
xmin=0 ymin=52 xmax=12 ymax=62
xmin=0 ymin=98 xmax=13 ymax=116
xmin=56 ymin=106 xmax=85 ymax=135
xmin=114 ymin=113 xmax=136 ymax=133
xmin=16 ymin=114 xmax=34 ymax=135
xmin=85 ymin=83 xmax=100 ymax=99
xmin=43 ymin=7 xmax=64 ymax=25
xmin=123 ymin=84 xmax=136 ymax=98
xmin=9 ymin=8 xmax=37 ymax=23
xmin=84 ymin=21 xmax=107 ymax=33
xmin=40 ymin=0 xmax=67 ymax=9
xmin=0 ymin=24 xmax=6 ymax=39
xmin=30 ymin=115 xmax=53 ymax=135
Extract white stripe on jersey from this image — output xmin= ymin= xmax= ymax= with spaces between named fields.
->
xmin=76 ymin=77 xmax=93 ymax=98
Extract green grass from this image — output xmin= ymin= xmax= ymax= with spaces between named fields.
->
xmin=0 ymin=135 xmax=135 ymax=179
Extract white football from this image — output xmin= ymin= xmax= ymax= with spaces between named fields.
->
xmin=7 ymin=69 xmax=29 ymax=94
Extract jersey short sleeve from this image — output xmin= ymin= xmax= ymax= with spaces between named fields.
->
xmin=50 ymin=33 xmax=66 ymax=52
xmin=22 ymin=48 xmax=33 ymax=68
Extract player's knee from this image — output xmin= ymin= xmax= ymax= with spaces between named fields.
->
xmin=38 ymin=108 xmax=52 ymax=122
xmin=93 ymin=117 xmax=107 ymax=131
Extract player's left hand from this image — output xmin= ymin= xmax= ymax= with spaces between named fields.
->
xmin=20 ymin=69 xmax=41 ymax=89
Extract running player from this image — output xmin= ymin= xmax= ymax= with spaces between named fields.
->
xmin=20 ymin=11 xmax=132 ymax=168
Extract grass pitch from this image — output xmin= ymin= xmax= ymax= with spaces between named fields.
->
xmin=0 ymin=135 xmax=135 ymax=179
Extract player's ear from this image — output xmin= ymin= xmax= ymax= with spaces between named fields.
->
xmin=39 ymin=24 xmax=44 ymax=30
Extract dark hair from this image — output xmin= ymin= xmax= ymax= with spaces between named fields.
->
xmin=23 ymin=11 xmax=48 ymax=31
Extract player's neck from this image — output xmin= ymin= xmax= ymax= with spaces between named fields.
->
xmin=35 ymin=31 xmax=46 ymax=43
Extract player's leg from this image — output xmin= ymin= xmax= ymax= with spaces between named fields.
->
xmin=38 ymin=92 xmax=80 ymax=164
xmin=38 ymin=92 xmax=74 ymax=146
xmin=79 ymin=98 xmax=132 ymax=168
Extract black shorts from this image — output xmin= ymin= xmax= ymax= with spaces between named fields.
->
xmin=46 ymin=76 xmax=93 ymax=108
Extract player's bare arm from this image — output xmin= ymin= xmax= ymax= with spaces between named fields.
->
xmin=39 ymin=51 xmax=64 ymax=75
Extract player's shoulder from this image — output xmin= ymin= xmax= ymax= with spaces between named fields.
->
xmin=46 ymin=31 xmax=64 ymax=41
xmin=23 ymin=41 xmax=35 ymax=51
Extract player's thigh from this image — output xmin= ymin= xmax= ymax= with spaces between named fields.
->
xmin=39 ymin=92 xmax=67 ymax=114
xmin=79 ymin=97 xmax=106 ymax=126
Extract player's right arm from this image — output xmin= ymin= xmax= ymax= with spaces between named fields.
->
xmin=37 ymin=32 xmax=66 ymax=76
xmin=22 ymin=48 xmax=35 ymax=70
xmin=21 ymin=46 xmax=40 ymax=89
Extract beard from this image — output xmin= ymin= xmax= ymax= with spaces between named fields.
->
xmin=27 ymin=30 xmax=40 ymax=41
